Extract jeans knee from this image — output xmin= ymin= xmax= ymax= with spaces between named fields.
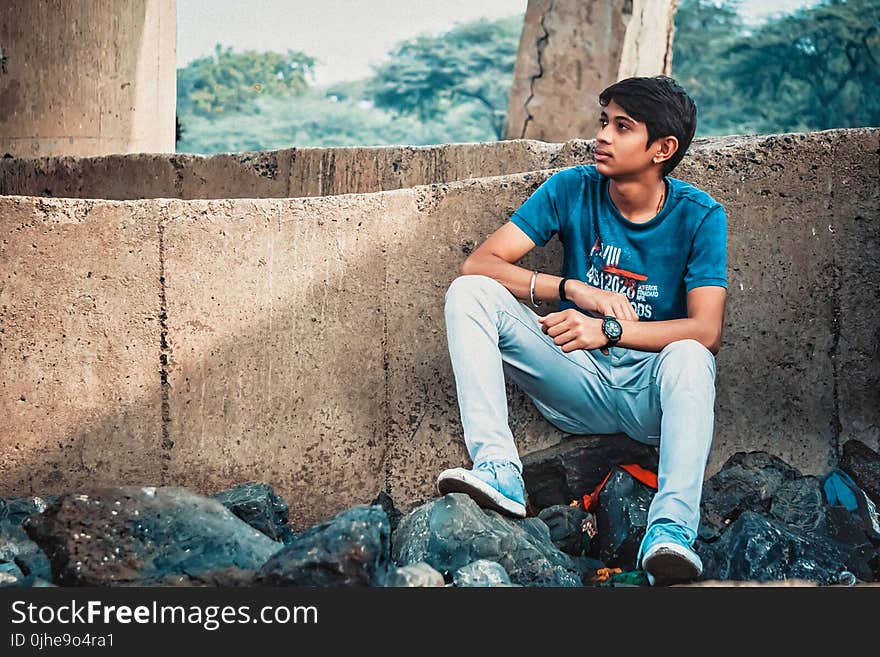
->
xmin=657 ymin=339 xmax=716 ymax=379
xmin=445 ymin=274 xmax=505 ymax=309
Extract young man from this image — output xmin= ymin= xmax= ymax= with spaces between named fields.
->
xmin=436 ymin=75 xmax=727 ymax=585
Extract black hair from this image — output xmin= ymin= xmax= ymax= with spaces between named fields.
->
xmin=598 ymin=75 xmax=697 ymax=176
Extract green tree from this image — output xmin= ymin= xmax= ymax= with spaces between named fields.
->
xmin=366 ymin=16 xmax=522 ymax=139
xmin=177 ymin=44 xmax=317 ymax=117
xmin=721 ymin=0 xmax=880 ymax=132
xmin=672 ymin=0 xmax=749 ymax=135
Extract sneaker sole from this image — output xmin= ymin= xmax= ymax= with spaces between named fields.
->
xmin=643 ymin=547 xmax=702 ymax=585
xmin=436 ymin=469 xmax=526 ymax=518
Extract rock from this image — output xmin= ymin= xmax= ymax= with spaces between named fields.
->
xmin=0 ymin=496 xmax=57 ymax=525
xmin=0 ymin=519 xmax=52 ymax=583
xmin=155 ymin=568 xmax=257 ymax=587
xmin=538 ymin=504 xmax=590 ymax=556
xmin=768 ymin=476 xmax=828 ymax=534
xmin=256 ymin=505 xmax=390 ymax=587
xmin=370 ymin=491 xmax=403 ymax=533
xmin=594 ymin=468 xmax=654 ymax=569
xmin=453 ymin=559 xmax=512 ymax=587
xmin=23 ymin=487 xmax=282 ymax=586
xmin=392 ymin=493 xmax=581 ymax=587
xmin=212 ymin=482 xmax=296 ymax=544
xmin=0 ymin=561 xmax=25 ymax=587
xmin=822 ymin=499 xmax=878 ymax=582
xmin=839 ymin=439 xmax=880 ymax=508
xmin=385 ymin=562 xmax=445 ymax=587
xmin=701 ymin=511 xmax=850 ymax=584
xmin=699 ymin=451 xmax=803 ymax=539
xmin=521 ymin=436 xmax=658 ymax=510
xmin=569 ymin=555 xmax=607 ymax=585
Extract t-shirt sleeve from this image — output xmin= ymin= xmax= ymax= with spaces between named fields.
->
xmin=684 ymin=205 xmax=728 ymax=291
xmin=509 ymin=168 xmax=575 ymax=247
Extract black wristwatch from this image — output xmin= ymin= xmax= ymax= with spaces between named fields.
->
xmin=601 ymin=316 xmax=623 ymax=347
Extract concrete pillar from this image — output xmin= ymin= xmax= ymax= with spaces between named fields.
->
xmin=505 ymin=0 xmax=679 ymax=142
xmin=0 ymin=0 xmax=176 ymax=157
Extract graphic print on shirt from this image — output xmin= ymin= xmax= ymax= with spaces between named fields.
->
xmin=585 ymin=237 xmax=657 ymax=319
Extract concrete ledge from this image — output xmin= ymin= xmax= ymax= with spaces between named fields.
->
xmin=1 ymin=128 xmax=877 ymax=527
xmin=1 ymin=134 xmax=793 ymax=201
xmin=1 ymin=140 xmax=572 ymax=200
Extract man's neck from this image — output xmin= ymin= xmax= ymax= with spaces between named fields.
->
xmin=608 ymin=173 xmax=666 ymax=224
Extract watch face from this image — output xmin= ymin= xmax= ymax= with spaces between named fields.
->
xmin=604 ymin=319 xmax=622 ymax=338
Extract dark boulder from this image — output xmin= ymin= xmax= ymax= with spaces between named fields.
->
xmin=256 ymin=505 xmax=391 ymax=587
xmin=521 ymin=436 xmax=658 ymax=510
xmin=699 ymin=451 xmax=803 ymax=540
xmin=213 ymin=482 xmax=296 ymax=544
xmin=594 ymin=468 xmax=654 ymax=569
xmin=839 ymin=439 xmax=880 ymax=508
xmin=700 ymin=511 xmax=850 ymax=584
xmin=768 ymin=476 xmax=828 ymax=534
xmin=24 ymin=487 xmax=282 ymax=586
xmin=569 ymin=555 xmax=607 ymax=585
xmin=0 ymin=519 xmax=52 ymax=583
xmin=370 ymin=491 xmax=403 ymax=533
xmin=537 ymin=504 xmax=590 ymax=556
xmin=0 ymin=496 xmax=57 ymax=525
xmin=392 ymin=493 xmax=581 ymax=587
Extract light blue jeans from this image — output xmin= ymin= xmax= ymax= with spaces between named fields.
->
xmin=444 ymin=274 xmax=717 ymax=533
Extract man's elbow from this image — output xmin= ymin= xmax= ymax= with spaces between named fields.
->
xmin=706 ymin=332 xmax=722 ymax=357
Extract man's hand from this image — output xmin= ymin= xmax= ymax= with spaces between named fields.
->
xmin=539 ymin=309 xmax=610 ymax=354
xmin=568 ymin=281 xmax=639 ymax=322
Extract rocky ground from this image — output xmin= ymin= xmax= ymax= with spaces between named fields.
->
xmin=1 ymin=439 xmax=877 ymax=587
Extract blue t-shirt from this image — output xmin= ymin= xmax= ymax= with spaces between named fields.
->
xmin=510 ymin=165 xmax=727 ymax=321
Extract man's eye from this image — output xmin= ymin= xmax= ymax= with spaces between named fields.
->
xmin=618 ymin=123 xmax=628 ymax=130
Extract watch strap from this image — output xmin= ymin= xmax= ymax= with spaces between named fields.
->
xmin=559 ymin=277 xmax=571 ymax=302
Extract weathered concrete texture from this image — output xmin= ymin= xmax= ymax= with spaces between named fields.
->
xmin=504 ymin=0 xmax=676 ymax=142
xmin=678 ymin=130 xmax=880 ymax=464
xmin=0 ymin=1 xmax=176 ymax=157
xmin=0 ymin=197 xmax=163 ymax=492
xmin=161 ymin=196 xmax=389 ymax=528
xmin=834 ymin=141 xmax=880 ymax=453
xmin=0 ymin=128 xmax=877 ymax=525
xmin=0 ymin=141 xmax=571 ymax=200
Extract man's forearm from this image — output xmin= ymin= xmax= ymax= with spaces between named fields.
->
xmin=617 ymin=317 xmax=720 ymax=356
xmin=460 ymin=255 xmax=564 ymax=304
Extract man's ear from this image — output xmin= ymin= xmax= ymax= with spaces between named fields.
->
xmin=651 ymin=136 xmax=679 ymax=165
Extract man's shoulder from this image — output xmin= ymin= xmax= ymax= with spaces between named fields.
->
xmin=668 ymin=176 xmax=724 ymax=215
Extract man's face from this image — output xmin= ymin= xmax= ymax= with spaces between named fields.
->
xmin=593 ymin=98 xmax=657 ymax=177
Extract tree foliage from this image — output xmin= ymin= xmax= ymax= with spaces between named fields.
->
xmin=672 ymin=0 xmax=748 ymax=134
xmin=177 ymin=44 xmax=317 ymax=117
xmin=177 ymin=5 xmax=879 ymax=153
xmin=365 ymin=16 xmax=522 ymax=139
xmin=720 ymin=0 xmax=880 ymax=131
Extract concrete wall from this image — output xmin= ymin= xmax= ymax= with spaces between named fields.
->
xmin=0 ymin=140 xmax=577 ymax=200
xmin=0 ymin=0 xmax=176 ymax=157
xmin=1 ymin=128 xmax=877 ymax=527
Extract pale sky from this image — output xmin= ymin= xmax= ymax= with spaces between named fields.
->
xmin=177 ymin=0 xmax=823 ymax=87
